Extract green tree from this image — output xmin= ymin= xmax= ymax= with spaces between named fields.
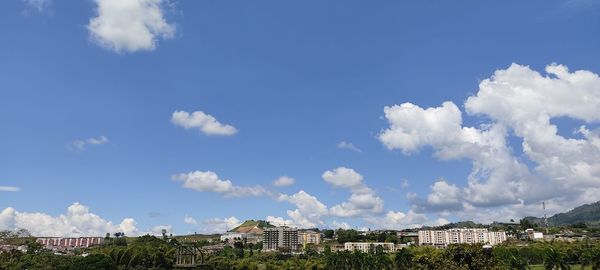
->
xmin=544 ymin=247 xmax=569 ymax=270
xmin=395 ymin=248 xmax=414 ymax=269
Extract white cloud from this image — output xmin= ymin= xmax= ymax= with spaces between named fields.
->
xmin=87 ymin=0 xmax=175 ymax=53
xmin=401 ymin=179 xmax=409 ymax=189
xmin=22 ymin=0 xmax=51 ymax=12
xmin=0 ymin=203 xmax=138 ymax=237
xmin=172 ymin=110 xmax=238 ymax=136
xmin=322 ymin=167 xmax=385 ymax=218
xmin=172 ymin=170 xmax=268 ymax=197
xmin=146 ymin=225 xmax=173 ymax=236
xmin=198 ymin=216 xmax=240 ymax=234
xmin=329 ymin=192 xmax=384 ymax=218
xmin=331 ymin=221 xmax=351 ymax=230
xmin=410 ymin=180 xmax=464 ymax=212
xmin=69 ymin=136 xmax=109 ymax=151
xmin=184 ymin=215 xmax=197 ymax=225
xmin=322 ymin=167 xmax=364 ymax=189
xmin=337 ymin=141 xmax=362 ymax=153
xmin=272 ymin=176 xmax=295 ymax=187
xmin=277 ymin=190 xmax=328 ymax=228
xmin=379 ymin=63 xmax=600 ymax=220
xmin=0 ymin=186 xmax=20 ymax=192
xmin=265 ymin=216 xmax=294 ymax=227
xmin=366 ymin=210 xmax=450 ymax=230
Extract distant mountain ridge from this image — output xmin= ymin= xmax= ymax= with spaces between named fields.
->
xmin=229 ymin=220 xmax=274 ymax=234
xmin=524 ymin=201 xmax=600 ymax=226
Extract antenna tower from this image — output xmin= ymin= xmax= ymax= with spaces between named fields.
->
xmin=543 ymin=201 xmax=549 ymax=234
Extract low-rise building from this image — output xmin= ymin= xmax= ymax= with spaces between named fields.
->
xmin=220 ymin=232 xmax=247 ymax=242
xmin=344 ymin=242 xmax=396 ymax=253
xmin=525 ymin=229 xmax=544 ymax=240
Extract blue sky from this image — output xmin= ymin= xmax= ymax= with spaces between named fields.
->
xmin=1 ymin=0 xmax=600 ymax=236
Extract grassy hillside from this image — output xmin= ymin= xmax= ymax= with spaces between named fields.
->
xmin=524 ymin=201 xmax=600 ymax=227
xmin=229 ymin=220 xmax=274 ymax=232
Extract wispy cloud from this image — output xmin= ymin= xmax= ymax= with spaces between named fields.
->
xmin=337 ymin=141 xmax=362 ymax=153
xmin=22 ymin=0 xmax=52 ymax=13
xmin=69 ymin=136 xmax=109 ymax=151
xmin=272 ymin=176 xmax=295 ymax=187
xmin=0 ymin=186 xmax=20 ymax=192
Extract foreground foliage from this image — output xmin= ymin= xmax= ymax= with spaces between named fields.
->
xmin=1 ymin=235 xmax=600 ymax=269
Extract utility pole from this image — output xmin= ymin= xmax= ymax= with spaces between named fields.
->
xmin=543 ymin=201 xmax=549 ymax=235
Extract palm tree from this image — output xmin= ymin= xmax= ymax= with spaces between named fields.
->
xmin=509 ymin=255 xmax=530 ymax=270
xmin=544 ymin=247 xmax=569 ymax=270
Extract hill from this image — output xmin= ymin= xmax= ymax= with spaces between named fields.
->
xmin=524 ymin=201 xmax=600 ymax=227
xmin=229 ymin=220 xmax=274 ymax=234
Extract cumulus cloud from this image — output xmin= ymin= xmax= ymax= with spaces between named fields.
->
xmin=272 ymin=176 xmax=295 ymax=187
xmin=265 ymin=216 xmax=294 ymax=227
xmin=329 ymin=192 xmax=384 ymax=218
xmin=322 ymin=167 xmax=385 ymax=218
xmin=331 ymin=221 xmax=351 ymax=230
xmin=172 ymin=110 xmax=238 ymax=136
xmin=0 ymin=186 xmax=20 ymax=192
xmin=366 ymin=210 xmax=449 ymax=230
xmin=322 ymin=167 xmax=364 ymax=189
xmin=69 ymin=136 xmax=109 ymax=151
xmin=87 ymin=0 xmax=175 ymax=53
xmin=379 ymin=63 xmax=600 ymax=219
xmin=147 ymin=225 xmax=173 ymax=236
xmin=277 ymin=190 xmax=328 ymax=228
xmin=410 ymin=180 xmax=464 ymax=212
xmin=172 ymin=170 xmax=268 ymax=197
xmin=184 ymin=215 xmax=197 ymax=225
xmin=198 ymin=216 xmax=240 ymax=233
xmin=337 ymin=141 xmax=362 ymax=152
xmin=0 ymin=203 xmax=138 ymax=237
xmin=22 ymin=0 xmax=51 ymax=12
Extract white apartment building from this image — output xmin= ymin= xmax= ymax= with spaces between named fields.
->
xmin=344 ymin=242 xmax=396 ymax=253
xmin=418 ymin=228 xmax=506 ymax=247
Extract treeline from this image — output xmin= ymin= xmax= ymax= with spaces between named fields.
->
xmin=2 ymin=233 xmax=600 ymax=269
xmin=207 ymin=241 xmax=600 ymax=270
xmin=0 ymin=235 xmax=177 ymax=270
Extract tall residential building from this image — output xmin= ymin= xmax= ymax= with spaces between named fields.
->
xmin=262 ymin=227 xmax=299 ymax=251
xmin=418 ymin=228 xmax=507 ymax=247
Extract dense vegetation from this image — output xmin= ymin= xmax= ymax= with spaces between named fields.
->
xmin=2 ymin=231 xmax=600 ymax=270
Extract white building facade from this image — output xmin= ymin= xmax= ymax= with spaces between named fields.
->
xmin=418 ymin=228 xmax=506 ymax=247
xmin=344 ymin=242 xmax=396 ymax=253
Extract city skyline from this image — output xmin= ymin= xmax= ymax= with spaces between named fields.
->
xmin=1 ymin=0 xmax=600 ymax=237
